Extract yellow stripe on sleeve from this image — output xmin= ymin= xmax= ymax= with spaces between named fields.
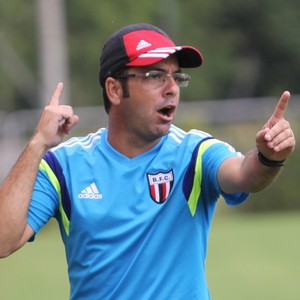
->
xmin=39 ymin=159 xmax=70 ymax=235
xmin=188 ymin=139 xmax=219 ymax=216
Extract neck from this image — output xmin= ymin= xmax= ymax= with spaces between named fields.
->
xmin=107 ymin=127 xmax=161 ymax=158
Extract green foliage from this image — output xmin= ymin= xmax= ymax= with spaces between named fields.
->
xmin=1 ymin=0 xmax=300 ymax=108
xmin=0 ymin=1 xmax=37 ymax=110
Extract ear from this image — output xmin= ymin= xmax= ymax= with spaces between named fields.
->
xmin=105 ymin=77 xmax=122 ymax=106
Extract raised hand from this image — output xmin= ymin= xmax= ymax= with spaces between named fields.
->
xmin=256 ymin=91 xmax=295 ymax=161
xmin=33 ymin=82 xmax=79 ymax=149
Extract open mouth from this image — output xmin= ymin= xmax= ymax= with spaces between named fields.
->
xmin=158 ymin=106 xmax=175 ymax=118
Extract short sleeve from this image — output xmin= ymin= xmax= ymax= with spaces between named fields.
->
xmin=27 ymin=168 xmax=59 ymax=234
xmin=201 ymin=140 xmax=249 ymax=206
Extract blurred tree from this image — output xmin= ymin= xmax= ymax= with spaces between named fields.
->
xmin=213 ymin=0 xmax=300 ymax=98
xmin=0 ymin=1 xmax=37 ymax=110
xmin=1 ymin=0 xmax=300 ymax=105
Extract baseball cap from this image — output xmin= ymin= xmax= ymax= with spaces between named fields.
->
xmin=99 ymin=23 xmax=203 ymax=87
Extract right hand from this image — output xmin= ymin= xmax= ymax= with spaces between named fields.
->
xmin=33 ymin=82 xmax=79 ymax=149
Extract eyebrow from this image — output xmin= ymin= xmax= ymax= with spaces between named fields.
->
xmin=142 ymin=66 xmax=182 ymax=73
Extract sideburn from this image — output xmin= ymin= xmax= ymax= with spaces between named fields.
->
xmin=120 ymin=78 xmax=130 ymax=98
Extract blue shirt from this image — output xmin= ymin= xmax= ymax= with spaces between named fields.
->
xmin=28 ymin=125 xmax=248 ymax=300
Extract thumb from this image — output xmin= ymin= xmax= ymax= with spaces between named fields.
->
xmin=256 ymin=127 xmax=269 ymax=145
xmin=63 ymin=114 xmax=80 ymax=134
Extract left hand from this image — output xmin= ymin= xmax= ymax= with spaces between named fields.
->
xmin=256 ymin=91 xmax=296 ymax=161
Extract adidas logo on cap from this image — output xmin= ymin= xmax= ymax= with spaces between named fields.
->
xmin=136 ymin=39 xmax=152 ymax=51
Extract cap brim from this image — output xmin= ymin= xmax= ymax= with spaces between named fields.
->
xmin=126 ymin=46 xmax=203 ymax=68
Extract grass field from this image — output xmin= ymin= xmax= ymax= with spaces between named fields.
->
xmin=207 ymin=211 xmax=300 ymax=299
xmin=1 ymin=212 xmax=300 ymax=299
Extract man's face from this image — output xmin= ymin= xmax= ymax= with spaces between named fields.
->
xmin=116 ymin=55 xmax=181 ymax=143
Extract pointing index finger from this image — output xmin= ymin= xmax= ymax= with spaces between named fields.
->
xmin=271 ymin=91 xmax=290 ymax=121
xmin=48 ymin=82 xmax=64 ymax=106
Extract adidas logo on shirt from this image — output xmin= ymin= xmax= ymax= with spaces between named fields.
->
xmin=78 ymin=183 xmax=103 ymax=199
xmin=136 ymin=39 xmax=152 ymax=51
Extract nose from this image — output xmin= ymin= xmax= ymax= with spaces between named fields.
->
xmin=163 ymin=75 xmax=180 ymax=97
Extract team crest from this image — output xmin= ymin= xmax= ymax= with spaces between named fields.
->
xmin=147 ymin=170 xmax=174 ymax=204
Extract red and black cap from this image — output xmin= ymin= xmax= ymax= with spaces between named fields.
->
xmin=99 ymin=23 xmax=203 ymax=87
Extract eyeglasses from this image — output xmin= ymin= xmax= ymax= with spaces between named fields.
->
xmin=115 ymin=70 xmax=191 ymax=88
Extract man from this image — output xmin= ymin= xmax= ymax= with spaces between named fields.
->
xmin=0 ymin=23 xmax=296 ymax=299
